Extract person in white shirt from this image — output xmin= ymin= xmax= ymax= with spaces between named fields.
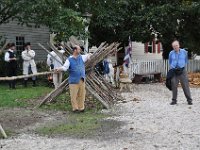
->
xmin=47 ymin=47 xmax=65 ymax=89
xmin=56 ymin=45 xmax=92 ymax=113
xmin=21 ymin=42 xmax=37 ymax=87
xmin=4 ymin=43 xmax=17 ymax=89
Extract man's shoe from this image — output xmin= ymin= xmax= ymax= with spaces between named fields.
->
xmin=188 ymin=101 xmax=193 ymax=105
xmin=170 ymin=101 xmax=177 ymax=105
xmin=79 ymin=109 xmax=85 ymax=113
xmin=72 ymin=109 xmax=79 ymax=113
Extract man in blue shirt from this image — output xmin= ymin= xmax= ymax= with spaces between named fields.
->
xmin=169 ymin=40 xmax=192 ymax=105
xmin=56 ymin=45 xmax=92 ymax=113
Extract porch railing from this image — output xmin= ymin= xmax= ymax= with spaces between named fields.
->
xmin=129 ymin=59 xmax=200 ymax=78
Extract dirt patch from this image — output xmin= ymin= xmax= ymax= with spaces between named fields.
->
xmin=0 ymin=106 xmax=123 ymax=140
xmin=0 ymin=107 xmax=67 ymax=135
xmin=0 ymin=108 xmax=42 ymax=131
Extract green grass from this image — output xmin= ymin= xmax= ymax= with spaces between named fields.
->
xmin=0 ymin=84 xmax=52 ymax=107
xmin=0 ymin=84 xmax=109 ymax=138
xmin=41 ymin=92 xmax=72 ymax=111
xmin=36 ymin=110 xmax=108 ymax=137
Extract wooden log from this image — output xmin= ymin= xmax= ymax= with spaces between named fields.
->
xmin=86 ymin=82 xmax=110 ymax=109
xmin=0 ymin=124 xmax=7 ymax=138
xmin=86 ymin=74 xmax=116 ymax=105
xmin=89 ymin=73 xmax=120 ymax=101
xmin=37 ymin=41 xmax=122 ymax=109
xmin=0 ymin=71 xmax=53 ymax=81
xmin=36 ymin=78 xmax=69 ymax=107
xmin=47 ymin=42 xmax=66 ymax=62
xmin=38 ymin=43 xmax=63 ymax=65
xmin=38 ymin=76 xmax=112 ymax=109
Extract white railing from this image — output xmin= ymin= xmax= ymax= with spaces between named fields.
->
xmin=130 ymin=59 xmax=200 ymax=78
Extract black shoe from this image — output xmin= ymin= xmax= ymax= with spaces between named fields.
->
xmin=170 ymin=101 xmax=177 ymax=105
xmin=79 ymin=109 xmax=85 ymax=113
xmin=188 ymin=101 xmax=193 ymax=105
xmin=72 ymin=109 xmax=79 ymax=113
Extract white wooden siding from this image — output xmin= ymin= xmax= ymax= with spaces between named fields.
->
xmin=131 ymin=42 xmax=162 ymax=60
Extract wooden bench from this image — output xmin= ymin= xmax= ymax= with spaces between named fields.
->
xmin=133 ymin=72 xmax=162 ymax=84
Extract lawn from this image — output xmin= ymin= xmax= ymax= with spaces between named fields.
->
xmin=0 ymin=84 xmax=52 ymax=107
xmin=0 ymin=84 xmax=108 ymax=138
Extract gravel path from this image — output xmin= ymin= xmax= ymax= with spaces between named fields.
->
xmin=1 ymin=83 xmax=200 ymax=150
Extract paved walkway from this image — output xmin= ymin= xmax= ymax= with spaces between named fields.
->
xmin=1 ymin=84 xmax=200 ymax=150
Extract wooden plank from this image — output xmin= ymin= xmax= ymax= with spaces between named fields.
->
xmin=0 ymin=71 xmax=52 ymax=81
xmin=0 ymin=124 xmax=7 ymax=138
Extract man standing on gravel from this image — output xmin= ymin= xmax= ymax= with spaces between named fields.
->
xmin=169 ymin=40 xmax=193 ymax=105
xmin=56 ymin=45 xmax=92 ymax=113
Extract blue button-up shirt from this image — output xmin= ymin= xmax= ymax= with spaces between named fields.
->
xmin=169 ymin=49 xmax=188 ymax=69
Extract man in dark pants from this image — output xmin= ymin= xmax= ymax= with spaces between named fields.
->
xmin=169 ymin=40 xmax=193 ymax=105
xmin=4 ymin=43 xmax=17 ymax=89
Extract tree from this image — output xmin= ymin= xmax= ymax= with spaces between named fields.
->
xmin=180 ymin=1 xmax=200 ymax=54
xmin=0 ymin=0 xmax=84 ymax=40
xmin=2 ymin=0 xmax=200 ymax=58
xmin=138 ymin=0 xmax=200 ymax=58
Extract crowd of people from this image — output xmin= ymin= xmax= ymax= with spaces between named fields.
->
xmin=3 ymin=43 xmax=93 ymax=112
xmin=4 ymin=42 xmax=38 ymax=88
xmin=2 ymin=40 xmax=192 ymax=113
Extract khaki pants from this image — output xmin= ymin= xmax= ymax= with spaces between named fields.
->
xmin=69 ymin=80 xmax=86 ymax=111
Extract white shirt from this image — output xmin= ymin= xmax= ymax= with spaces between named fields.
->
xmin=61 ymin=54 xmax=91 ymax=71
xmin=21 ymin=49 xmax=35 ymax=61
xmin=47 ymin=50 xmax=65 ymax=69
xmin=4 ymin=49 xmax=14 ymax=62
xmin=21 ymin=49 xmax=36 ymax=67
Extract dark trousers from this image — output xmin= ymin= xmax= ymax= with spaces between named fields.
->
xmin=7 ymin=63 xmax=17 ymax=88
xmin=171 ymin=69 xmax=192 ymax=102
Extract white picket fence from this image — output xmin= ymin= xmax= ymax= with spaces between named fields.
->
xmin=129 ymin=59 xmax=200 ymax=78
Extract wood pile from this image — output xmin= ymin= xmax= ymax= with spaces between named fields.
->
xmin=188 ymin=73 xmax=200 ymax=87
xmin=37 ymin=37 xmax=123 ymax=109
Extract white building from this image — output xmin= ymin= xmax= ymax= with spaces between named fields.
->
xmin=131 ymin=41 xmax=163 ymax=60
